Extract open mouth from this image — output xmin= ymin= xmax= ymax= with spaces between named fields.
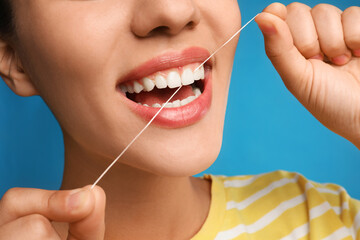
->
xmin=115 ymin=47 xmax=213 ymax=128
xmin=117 ymin=63 xmax=207 ymax=108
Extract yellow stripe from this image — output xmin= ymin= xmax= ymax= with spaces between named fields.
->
xmin=251 ymin=202 xmax=308 ymax=240
xmin=234 ymin=183 xmax=304 ymax=224
xmin=224 ymin=171 xmax=293 ymax=202
xmin=310 ymin=209 xmax=347 ymax=239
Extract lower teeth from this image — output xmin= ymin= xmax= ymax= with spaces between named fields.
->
xmin=140 ymin=86 xmax=202 ymax=108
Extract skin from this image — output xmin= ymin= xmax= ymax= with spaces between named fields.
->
xmin=0 ymin=1 xmax=359 ymax=239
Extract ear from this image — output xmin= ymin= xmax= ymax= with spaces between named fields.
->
xmin=0 ymin=38 xmax=39 ymax=96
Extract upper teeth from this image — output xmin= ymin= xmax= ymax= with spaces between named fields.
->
xmin=142 ymin=77 xmax=155 ymax=91
xmin=120 ymin=65 xmax=205 ymax=94
xmin=155 ymin=75 xmax=167 ymax=89
xmin=181 ymin=68 xmax=195 ymax=85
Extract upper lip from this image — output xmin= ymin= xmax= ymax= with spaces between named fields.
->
xmin=117 ymin=46 xmax=212 ymax=85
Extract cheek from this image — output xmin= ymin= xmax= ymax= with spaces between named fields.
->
xmin=199 ymin=0 xmax=241 ymax=96
xmin=16 ymin=2 xmax=129 ymax=89
xmin=200 ymin=0 xmax=241 ymax=36
xmin=14 ymin=2 xmax=141 ymax=151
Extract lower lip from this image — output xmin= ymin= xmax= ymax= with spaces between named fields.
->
xmin=120 ymin=70 xmax=212 ymax=128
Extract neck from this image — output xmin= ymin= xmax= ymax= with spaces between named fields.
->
xmin=60 ymin=134 xmax=211 ymax=240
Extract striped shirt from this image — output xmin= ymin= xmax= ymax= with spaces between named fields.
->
xmin=192 ymin=171 xmax=360 ymax=240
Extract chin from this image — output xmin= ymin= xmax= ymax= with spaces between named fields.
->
xmin=122 ymin=131 xmax=223 ymax=177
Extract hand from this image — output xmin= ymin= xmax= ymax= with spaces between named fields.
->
xmin=0 ymin=186 xmax=106 ymax=240
xmin=255 ymin=3 xmax=360 ymax=149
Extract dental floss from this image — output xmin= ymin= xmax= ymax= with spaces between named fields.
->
xmin=91 ymin=14 xmax=259 ymax=189
xmin=193 ymin=14 xmax=258 ymax=72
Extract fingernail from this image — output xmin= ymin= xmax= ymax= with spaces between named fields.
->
xmin=68 ymin=189 xmax=87 ymax=210
xmin=258 ymin=22 xmax=277 ymax=35
xmin=354 ymin=49 xmax=360 ymax=57
xmin=331 ymin=54 xmax=349 ymax=65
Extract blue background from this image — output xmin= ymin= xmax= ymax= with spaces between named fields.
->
xmin=1 ymin=0 xmax=359 ymax=199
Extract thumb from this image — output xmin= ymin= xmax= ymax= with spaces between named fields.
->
xmin=67 ymin=186 xmax=106 ymax=240
xmin=255 ymin=3 xmax=313 ymax=100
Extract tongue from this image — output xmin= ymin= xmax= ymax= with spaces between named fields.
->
xmin=131 ymin=85 xmax=195 ymax=106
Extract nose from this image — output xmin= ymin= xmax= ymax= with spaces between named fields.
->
xmin=131 ymin=0 xmax=201 ymax=37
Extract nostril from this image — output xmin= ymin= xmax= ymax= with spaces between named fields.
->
xmin=186 ymin=21 xmax=196 ymax=30
xmin=147 ymin=20 xmax=195 ymax=37
xmin=148 ymin=26 xmax=171 ymax=36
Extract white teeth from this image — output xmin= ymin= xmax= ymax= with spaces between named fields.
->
xmin=163 ymin=102 xmax=173 ymax=108
xmin=127 ymin=84 xmax=135 ymax=93
xmin=180 ymin=98 xmax=190 ymax=106
xmin=181 ymin=68 xmax=194 ymax=86
xmin=181 ymin=96 xmax=196 ymax=106
xmin=155 ymin=75 xmax=167 ymax=89
xmin=167 ymin=71 xmax=182 ymax=89
xmin=120 ymin=64 xmax=206 ymax=94
xmin=187 ymin=96 xmax=196 ymax=102
xmin=172 ymin=100 xmax=181 ymax=107
xmin=142 ymin=77 xmax=155 ymax=92
xmin=120 ymin=85 xmax=128 ymax=94
xmin=194 ymin=65 xmax=204 ymax=81
xmin=193 ymin=87 xmax=201 ymax=97
xmin=140 ymin=93 xmax=200 ymax=108
xmin=133 ymin=81 xmax=144 ymax=93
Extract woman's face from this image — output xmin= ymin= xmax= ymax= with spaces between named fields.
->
xmin=12 ymin=0 xmax=241 ymax=176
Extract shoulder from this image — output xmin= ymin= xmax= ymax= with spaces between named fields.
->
xmin=204 ymin=170 xmax=360 ymax=240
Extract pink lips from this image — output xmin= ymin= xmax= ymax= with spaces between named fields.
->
xmin=117 ymin=46 xmax=213 ymax=128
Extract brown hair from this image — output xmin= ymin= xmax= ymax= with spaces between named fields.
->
xmin=0 ymin=0 xmax=14 ymax=39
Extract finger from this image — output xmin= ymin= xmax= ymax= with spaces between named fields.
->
xmin=68 ymin=186 xmax=106 ymax=240
xmin=311 ymin=4 xmax=352 ymax=65
xmin=286 ymin=2 xmax=323 ymax=60
xmin=263 ymin=2 xmax=287 ymax=21
xmin=0 ymin=214 xmax=61 ymax=240
xmin=0 ymin=187 xmax=94 ymax=225
xmin=255 ymin=6 xmax=312 ymax=99
xmin=342 ymin=6 xmax=360 ymax=57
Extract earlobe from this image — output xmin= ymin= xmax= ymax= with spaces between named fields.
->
xmin=0 ymin=39 xmax=39 ymax=97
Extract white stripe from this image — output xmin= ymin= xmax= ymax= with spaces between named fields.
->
xmin=279 ymin=223 xmax=309 ymax=240
xmin=349 ymin=212 xmax=360 ymax=239
xmin=227 ymin=176 xmax=298 ymax=211
xmin=331 ymin=201 xmax=349 ymax=216
xmin=321 ymin=227 xmax=351 ymax=240
xmin=310 ymin=202 xmax=332 ymax=219
xmin=312 ymin=196 xmax=348 ymax=216
xmin=223 ymin=174 xmax=264 ymax=188
xmin=305 ymin=181 xmax=315 ymax=191
xmin=215 ymin=194 xmax=305 ymax=240
xmin=317 ymin=187 xmax=344 ymax=195
xmin=279 ymin=201 xmax=337 ymax=240
xmin=354 ymin=211 xmax=360 ymax=232
xmin=315 ymin=186 xmax=350 ymax=216
xmin=332 ymin=207 xmax=341 ymax=215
